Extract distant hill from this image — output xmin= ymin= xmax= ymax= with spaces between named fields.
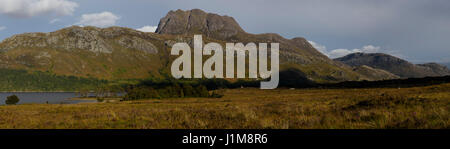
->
xmin=417 ymin=63 xmax=450 ymax=76
xmin=335 ymin=53 xmax=450 ymax=78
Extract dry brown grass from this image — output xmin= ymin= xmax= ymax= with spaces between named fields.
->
xmin=0 ymin=83 xmax=448 ymax=129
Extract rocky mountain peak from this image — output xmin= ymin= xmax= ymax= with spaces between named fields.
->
xmin=155 ymin=9 xmax=245 ymax=39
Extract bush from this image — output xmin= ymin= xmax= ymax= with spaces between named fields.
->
xmin=97 ymin=97 xmax=105 ymax=102
xmin=182 ymin=84 xmax=196 ymax=97
xmin=123 ymin=87 xmax=160 ymax=100
xmin=210 ymin=90 xmax=225 ymax=98
xmin=195 ymin=85 xmax=209 ymax=97
xmin=5 ymin=95 xmax=20 ymax=105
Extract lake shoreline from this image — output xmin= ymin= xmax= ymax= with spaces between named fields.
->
xmin=0 ymin=92 xmax=101 ymax=105
xmin=0 ymin=91 xmax=84 ymax=93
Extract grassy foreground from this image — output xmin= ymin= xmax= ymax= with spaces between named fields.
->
xmin=0 ymin=84 xmax=449 ymax=129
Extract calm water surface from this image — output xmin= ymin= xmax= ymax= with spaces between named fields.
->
xmin=0 ymin=92 xmax=98 ymax=105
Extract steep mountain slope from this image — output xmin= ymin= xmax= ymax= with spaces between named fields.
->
xmin=155 ymin=9 xmax=371 ymax=82
xmin=0 ymin=26 xmax=168 ymax=80
xmin=0 ymin=9 xmax=396 ymax=84
xmin=335 ymin=53 xmax=450 ymax=78
xmin=351 ymin=65 xmax=399 ymax=80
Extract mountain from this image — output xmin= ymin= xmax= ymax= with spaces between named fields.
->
xmin=351 ymin=65 xmax=399 ymax=80
xmin=417 ymin=63 xmax=450 ymax=76
xmin=155 ymin=9 xmax=376 ymax=82
xmin=0 ymin=9 xmax=398 ymax=88
xmin=156 ymin=9 xmax=245 ymax=40
xmin=0 ymin=26 xmax=167 ymax=80
xmin=335 ymin=53 xmax=450 ymax=78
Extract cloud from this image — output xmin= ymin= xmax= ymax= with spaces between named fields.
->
xmin=327 ymin=45 xmax=382 ymax=58
xmin=327 ymin=49 xmax=361 ymax=58
xmin=136 ymin=26 xmax=157 ymax=33
xmin=307 ymin=41 xmax=328 ymax=56
xmin=0 ymin=0 xmax=78 ymax=18
xmin=76 ymin=11 xmax=120 ymax=27
xmin=0 ymin=26 xmax=5 ymax=31
xmin=308 ymin=41 xmax=393 ymax=58
xmin=49 ymin=18 xmax=61 ymax=24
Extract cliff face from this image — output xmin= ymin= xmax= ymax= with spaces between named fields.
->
xmin=155 ymin=9 xmax=245 ymax=40
xmin=335 ymin=53 xmax=450 ymax=78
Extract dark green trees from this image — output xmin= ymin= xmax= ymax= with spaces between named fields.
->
xmin=123 ymin=83 xmax=211 ymax=100
xmin=195 ymin=85 xmax=209 ymax=97
xmin=5 ymin=95 xmax=20 ymax=105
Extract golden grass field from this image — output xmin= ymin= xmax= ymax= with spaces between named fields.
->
xmin=0 ymin=83 xmax=448 ymax=129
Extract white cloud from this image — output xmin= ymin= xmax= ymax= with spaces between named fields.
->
xmin=0 ymin=0 xmax=78 ymax=18
xmin=307 ymin=40 xmax=328 ymax=56
xmin=328 ymin=49 xmax=358 ymax=58
xmin=327 ymin=45 xmax=382 ymax=58
xmin=308 ymin=41 xmax=392 ymax=58
xmin=49 ymin=18 xmax=61 ymax=24
xmin=136 ymin=26 xmax=157 ymax=33
xmin=359 ymin=45 xmax=381 ymax=53
xmin=76 ymin=11 xmax=120 ymax=27
xmin=0 ymin=26 xmax=5 ymax=31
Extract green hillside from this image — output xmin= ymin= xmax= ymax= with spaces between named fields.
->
xmin=0 ymin=68 xmax=107 ymax=91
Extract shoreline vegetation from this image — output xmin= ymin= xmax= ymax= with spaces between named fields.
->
xmin=0 ymin=75 xmax=448 ymax=103
xmin=0 ymin=83 xmax=447 ymax=129
xmin=68 ymin=97 xmax=122 ymax=101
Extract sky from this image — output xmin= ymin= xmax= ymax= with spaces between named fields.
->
xmin=0 ymin=0 xmax=449 ymax=63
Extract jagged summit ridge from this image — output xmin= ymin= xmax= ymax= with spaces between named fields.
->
xmin=155 ymin=9 xmax=245 ymax=39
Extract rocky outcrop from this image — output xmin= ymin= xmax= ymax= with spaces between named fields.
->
xmin=117 ymin=36 xmax=158 ymax=54
xmin=0 ymin=26 xmax=159 ymax=54
xmin=156 ymin=9 xmax=245 ymax=39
